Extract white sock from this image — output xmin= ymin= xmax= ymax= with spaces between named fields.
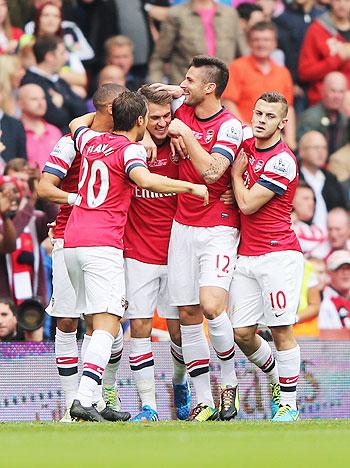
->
xmin=77 ymin=329 xmax=114 ymax=407
xmin=248 ymin=335 xmax=279 ymax=384
xmin=276 ymin=345 xmax=300 ymax=410
xmin=104 ymin=327 xmax=123 ymax=387
xmin=170 ymin=341 xmax=187 ymax=385
xmin=181 ymin=324 xmax=214 ymax=407
xmin=55 ymin=328 xmax=79 ymax=409
xmin=207 ymin=313 xmax=238 ymax=387
xmin=129 ymin=337 xmax=157 ymax=412
xmin=81 ymin=334 xmax=91 ymax=363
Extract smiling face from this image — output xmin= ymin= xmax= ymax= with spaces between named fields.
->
xmin=0 ymin=181 xmax=21 ymax=214
xmin=146 ymin=102 xmax=172 ymax=145
xmin=180 ymin=66 xmax=213 ymax=107
xmin=252 ymin=99 xmax=287 ymax=140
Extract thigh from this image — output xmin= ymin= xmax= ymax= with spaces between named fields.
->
xmin=124 ymin=258 xmax=159 ymax=319
xmin=48 ymin=239 xmax=79 ymax=318
xmin=63 ymin=246 xmax=86 ymax=316
xmin=157 ymin=265 xmax=179 ymax=319
xmin=80 ymin=247 xmax=127 ymax=317
xmin=229 ymin=256 xmax=264 ymax=328
xmin=168 ymin=221 xmax=200 ymax=306
xmin=198 ymin=226 xmax=240 ymax=292
xmin=259 ymin=251 xmax=304 ymax=327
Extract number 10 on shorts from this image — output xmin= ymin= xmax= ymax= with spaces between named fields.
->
xmin=269 ymin=290 xmax=286 ymax=310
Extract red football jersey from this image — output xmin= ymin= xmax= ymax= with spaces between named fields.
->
xmin=64 ymin=127 xmax=147 ymax=249
xmin=43 ymin=134 xmax=81 ymax=239
xmin=173 ymin=100 xmax=241 ymax=228
xmin=124 ymin=140 xmax=178 ymax=265
xmin=238 ymin=135 xmax=302 ymax=256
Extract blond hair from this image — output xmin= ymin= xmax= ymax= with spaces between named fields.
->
xmin=0 ymin=55 xmax=22 ymax=114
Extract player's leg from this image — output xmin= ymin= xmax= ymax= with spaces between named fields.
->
xmin=198 ymin=226 xmax=240 ymax=421
xmin=125 ymin=259 xmax=159 ymax=421
xmin=260 ymin=250 xmax=304 ymax=422
xmin=102 ymin=326 xmax=123 ymax=411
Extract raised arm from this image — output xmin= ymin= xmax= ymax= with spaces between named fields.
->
xmin=69 ymin=112 xmax=95 ymax=135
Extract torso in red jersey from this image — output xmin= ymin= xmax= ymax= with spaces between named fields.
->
xmin=43 ymin=134 xmax=81 ymax=239
xmin=239 ymin=135 xmax=301 ymax=256
xmin=64 ymin=127 xmax=147 ymax=249
xmin=173 ymin=99 xmax=241 ymax=228
xmin=124 ymin=139 xmax=178 ymax=265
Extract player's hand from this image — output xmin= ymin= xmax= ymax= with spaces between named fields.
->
xmin=141 ymin=129 xmax=157 ymax=163
xmin=47 ymin=221 xmax=56 ymax=244
xmin=190 ymin=184 xmax=209 ymax=206
xmin=168 ymin=118 xmax=191 ymax=138
xmin=149 ymin=83 xmax=184 ymax=98
xmin=0 ymin=189 xmax=11 ymax=216
xmin=232 ymin=149 xmax=248 ymax=177
xmin=170 ymin=136 xmax=188 ymax=160
xmin=220 ymin=188 xmax=234 ymax=205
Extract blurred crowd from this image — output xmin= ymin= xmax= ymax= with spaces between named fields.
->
xmin=1 ymin=0 xmax=350 ymax=342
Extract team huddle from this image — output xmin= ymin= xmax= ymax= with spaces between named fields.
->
xmin=37 ymin=55 xmax=303 ymax=423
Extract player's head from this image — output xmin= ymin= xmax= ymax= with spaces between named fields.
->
xmin=93 ymin=83 xmax=127 ymax=120
xmin=252 ymin=91 xmax=288 ymax=140
xmin=138 ymin=84 xmax=172 ymax=144
xmin=112 ymin=90 xmax=148 ymax=141
xmin=180 ymin=55 xmax=229 ymax=106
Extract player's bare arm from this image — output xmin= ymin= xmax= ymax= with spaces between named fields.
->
xmin=232 ymin=150 xmax=274 ymax=215
xmin=149 ymin=83 xmax=184 ymax=99
xmin=37 ymin=172 xmax=76 ymax=205
xmin=141 ymin=128 xmax=158 ymax=163
xmin=69 ymin=112 xmax=95 ymax=134
xmin=129 ymin=166 xmax=209 ymax=205
xmin=168 ymin=118 xmax=230 ymax=184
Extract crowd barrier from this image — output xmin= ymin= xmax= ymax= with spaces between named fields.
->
xmin=0 ymin=341 xmax=349 ymax=421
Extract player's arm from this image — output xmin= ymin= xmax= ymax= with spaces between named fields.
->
xmin=232 ymin=150 xmax=275 ymax=215
xmin=168 ymin=118 xmax=234 ymax=184
xmin=69 ymin=112 xmax=95 ymax=135
xmin=37 ymin=173 xmax=77 ymax=205
xmin=129 ymin=166 xmax=209 ymax=204
xmin=149 ymin=83 xmax=184 ymax=99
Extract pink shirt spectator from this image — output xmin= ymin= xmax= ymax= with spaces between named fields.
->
xmin=24 ymin=122 xmax=62 ymax=169
xmin=196 ymin=6 xmax=216 ymax=56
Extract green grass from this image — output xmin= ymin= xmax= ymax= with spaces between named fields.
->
xmin=1 ymin=420 xmax=350 ymax=468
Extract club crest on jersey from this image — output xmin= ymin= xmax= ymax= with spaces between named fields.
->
xmin=205 ymin=129 xmax=214 ymax=143
xmin=253 ymin=160 xmax=264 ymax=173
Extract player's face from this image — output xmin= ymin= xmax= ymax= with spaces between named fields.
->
xmin=329 ymin=264 xmax=350 ymax=292
xmin=293 ymin=187 xmax=315 ymax=222
xmin=146 ymin=102 xmax=171 ymax=144
xmin=180 ymin=67 xmax=208 ymax=107
xmin=252 ymin=99 xmax=286 ymax=140
xmin=0 ymin=303 xmax=17 ymax=340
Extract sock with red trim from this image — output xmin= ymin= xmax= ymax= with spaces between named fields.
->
xmin=55 ymin=328 xmax=79 ymax=409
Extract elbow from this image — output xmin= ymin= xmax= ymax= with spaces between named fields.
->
xmin=240 ymin=204 xmax=257 ymax=216
xmin=37 ymin=183 xmax=48 ymax=200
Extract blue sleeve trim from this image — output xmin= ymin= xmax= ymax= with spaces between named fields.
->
xmin=42 ymin=166 xmax=65 ymax=179
xmin=126 ymin=162 xmax=147 ymax=177
xmin=73 ymin=126 xmax=88 ymax=142
xmin=257 ymin=177 xmax=285 ymax=195
xmin=211 ymin=147 xmax=234 ymax=164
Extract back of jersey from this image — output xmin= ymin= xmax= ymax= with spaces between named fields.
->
xmin=64 ymin=127 xmax=147 ymax=249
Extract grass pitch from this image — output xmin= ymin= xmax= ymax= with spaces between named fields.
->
xmin=1 ymin=420 xmax=349 ymax=468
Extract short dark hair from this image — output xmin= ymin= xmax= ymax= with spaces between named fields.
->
xmin=249 ymin=21 xmax=278 ymax=37
xmin=92 ymin=83 xmax=126 ymax=111
xmin=4 ymin=158 xmax=28 ymax=175
xmin=112 ymin=91 xmax=148 ymax=131
xmin=33 ymin=34 xmax=64 ymax=64
xmin=138 ymin=85 xmax=172 ymax=105
xmin=0 ymin=297 xmax=17 ymax=316
xmin=237 ymin=3 xmax=263 ymax=21
xmin=256 ymin=91 xmax=288 ymax=118
xmin=189 ymin=55 xmax=229 ymax=97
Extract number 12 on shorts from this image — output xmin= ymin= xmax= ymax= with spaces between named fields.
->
xmin=269 ymin=290 xmax=286 ymax=310
xmin=216 ymin=254 xmax=230 ymax=275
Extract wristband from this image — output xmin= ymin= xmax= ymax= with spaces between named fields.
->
xmin=144 ymin=3 xmax=152 ymax=13
xmin=67 ymin=193 xmax=78 ymax=206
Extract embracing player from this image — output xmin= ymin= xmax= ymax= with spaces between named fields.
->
xmin=230 ymin=92 xmax=303 ymax=422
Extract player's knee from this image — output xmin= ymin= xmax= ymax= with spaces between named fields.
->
xmin=234 ymin=328 xmax=254 ymax=349
xmin=201 ymin=302 xmax=222 ymax=320
xmin=130 ymin=318 xmax=152 ymax=338
xmin=57 ymin=317 xmax=78 ymax=333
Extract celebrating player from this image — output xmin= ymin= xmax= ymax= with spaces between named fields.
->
xmin=152 ymin=56 xmax=242 ymax=421
xmin=63 ymin=91 xmax=208 ymax=422
xmin=230 ymin=92 xmax=303 ymax=422
xmin=38 ymin=84 xmax=131 ymax=422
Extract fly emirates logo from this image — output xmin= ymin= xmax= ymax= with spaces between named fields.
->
xmin=86 ymin=143 xmax=114 ymax=157
xmin=134 ymin=187 xmax=176 ymax=199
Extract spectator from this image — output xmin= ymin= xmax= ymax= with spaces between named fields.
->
xmin=237 ymin=3 xmax=265 ymax=33
xmin=326 ymin=207 xmax=350 ymax=255
xmin=0 ymin=82 xmax=27 ymax=163
xmin=318 ymin=250 xmax=350 ymax=329
xmin=309 ymin=256 xmax=328 ymax=294
xmin=274 ymin=0 xmax=325 ymax=113
xmin=104 ymin=35 xmax=144 ymax=91
xmin=0 ymin=55 xmax=25 ymax=118
xmin=292 ymin=180 xmax=328 ymax=257
xmin=20 ymin=1 xmax=88 ymax=98
xmin=86 ymin=65 xmax=126 ymax=112
xmin=297 ymin=71 xmax=348 ymax=155
xmin=298 ymin=0 xmax=350 ymax=105
xmin=222 ymin=21 xmax=296 ymax=150
xmin=0 ymin=187 xmax=16 ymax=253
xmin=4 ymin=158 xmax=33 ymax=199
xmin=0 ymin=0 xmax=23 ymax=55
xmin=19 ymin=84 xmax=62 ymax=170
xmin=21 ymin=34 xmax=87 ymax=134
xmin=0 ymin=297 xmax=18 ymax=341
xmin=149 ymin=0 xmax=248 ymax=85
xmin=328 ymin=119 xmax=350 ymax=200
xmin=299 ymin=130 xmax=347 ymax=230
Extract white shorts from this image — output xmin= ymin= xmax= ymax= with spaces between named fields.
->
xmin=47 ymin=238 xmax=78 ymax=318
xmin=64 ymin=246 xmax=126 ymax=317
xmin=229 ymin=250 xmax=304 ymax=328
xmin=124 ymin=258 xmax=178 ymax=319
xmin=168 ymin=221 xmax=240 ymax=306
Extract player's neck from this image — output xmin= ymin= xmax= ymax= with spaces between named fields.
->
xmin=91 ymin=114 xmax=113 ymax=133
xmin=194 ymin=97 xmax=222 ymax=120
xmin=112 ymin=128 xmax=138 ymax=142
xmin=255 ymin=133 xmax=281 ymax=150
